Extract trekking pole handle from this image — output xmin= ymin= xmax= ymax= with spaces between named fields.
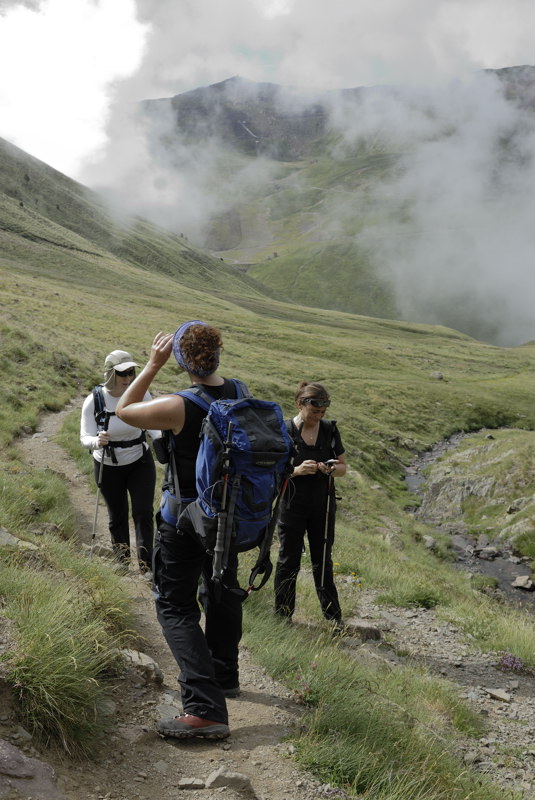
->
xmin=96 ymin=414 xmax=110 ymax=489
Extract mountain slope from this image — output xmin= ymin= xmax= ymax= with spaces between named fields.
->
xmin=0 ymin=136 xmax=269 ymax=298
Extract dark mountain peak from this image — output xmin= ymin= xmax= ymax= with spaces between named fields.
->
xmin=486 ymin=65 xmax=535 ymax=108
xmin=142 ymin=76 xmax=328 ymax=160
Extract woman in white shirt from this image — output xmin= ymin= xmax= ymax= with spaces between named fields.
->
xmin=80 ymin=349 xmax=160 ymax=574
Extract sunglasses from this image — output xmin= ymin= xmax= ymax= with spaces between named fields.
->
xmin=302 ymin=397 xmax=330 ymax=408
xmin=115 ymin=368 xmax=135 ymax=377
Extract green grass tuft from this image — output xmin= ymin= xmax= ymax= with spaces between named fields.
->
xmin=0 ymin=543 xmax=135 ymax=754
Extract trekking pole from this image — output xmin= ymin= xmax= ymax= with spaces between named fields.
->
xmin=90 ymin=416 xmax=109 ymax=558
xmin=212 ymin=422 xmax=233 ymax=593
xmin=320 ymin=421 xmax=338 ymax=592
xmin=320 ymin=471 xmax=333 ymax=591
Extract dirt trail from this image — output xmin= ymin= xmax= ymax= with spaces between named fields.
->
xmin=9 ymin=401 xmax=329 ymax=800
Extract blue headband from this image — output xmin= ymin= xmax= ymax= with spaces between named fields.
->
xmin=172 ymin=320 xmax=219 ymax=377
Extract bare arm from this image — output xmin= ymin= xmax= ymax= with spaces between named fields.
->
xmin=116 ymin=331 xmax=186 ymax=434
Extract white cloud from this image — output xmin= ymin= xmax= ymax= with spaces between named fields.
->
xmin=0 ymin=0 xmax=147 ymax=177
xmin=331 ymin=72 xmax=535 ymax=344
xmin=2 ymin=0 xmax=535 ymax=178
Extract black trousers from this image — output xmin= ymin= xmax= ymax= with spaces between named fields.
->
xmin=94 ymin=448 xmax=156 ymax=571
xmin=274 ymin=497 xmax=342 ymax=622
xmin=153 ymin=509 xmax=243 ymax=724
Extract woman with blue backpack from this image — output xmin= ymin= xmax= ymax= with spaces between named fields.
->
xmin=116 ymin=322 xmax=244 ymax=741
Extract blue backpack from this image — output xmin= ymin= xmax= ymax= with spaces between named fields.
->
xmin=181 ymin=381 xmax=294 ymax=594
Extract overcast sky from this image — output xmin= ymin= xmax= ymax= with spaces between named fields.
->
xmin=1 ymin=0 xmax=535 ymax=179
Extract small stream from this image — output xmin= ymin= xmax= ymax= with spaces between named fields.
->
xmin=404 ymin=432 xmax=466 ymax=494
xmin=404 ymin=433 xmax=535 ymax=612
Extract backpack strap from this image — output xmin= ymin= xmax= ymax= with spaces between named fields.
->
xmin=166 ymin=433 xmax=183 ymax=512
xmin=177 ymin=378 xmax=251 ymax=411
xmin=245 ymin=448 xmax=294 ymax=596
xmin=92 ymin=384 xmax=114 ymax=462
xmin=92 ymin=384 xmax=146 ymax=465
xmin=93 ymin=385 xmax=114 ymax=431
xmin=177 ymin=385 xmax=213 ymax=412
xmin=327 ymin=418 xmax=338 ymax=459
xmin=231 ymin=378 xmax=251 ymax=398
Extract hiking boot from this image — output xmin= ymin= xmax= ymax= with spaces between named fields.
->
xmin=222 ymin=685 xmax=241 ymax=698
xmin=329 ymin=619 xmax=348 ymax=636
xmin=156 ymin=714 xmax=230 ymax=740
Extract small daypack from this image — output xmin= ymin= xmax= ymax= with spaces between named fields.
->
xmin=92 ymin=385 xmax=146 ymax=464
xmin=178 ymin=381 xmax=294 ymax=595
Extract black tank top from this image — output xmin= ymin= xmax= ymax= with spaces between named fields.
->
xmin=172 ymin=378 xmax=239 ymax=499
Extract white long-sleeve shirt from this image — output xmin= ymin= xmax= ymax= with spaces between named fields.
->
xmin=80 ymin=387 xmax=161 ymax=467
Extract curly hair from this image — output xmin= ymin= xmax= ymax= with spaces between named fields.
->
xmin=295 ymin=380 xmax=330 ymax=405
xmin=179 ymin=324 xmax=223 ymax=376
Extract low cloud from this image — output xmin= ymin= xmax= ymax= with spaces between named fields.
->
xmin=327 ymin=70 xmax=535 ymax=345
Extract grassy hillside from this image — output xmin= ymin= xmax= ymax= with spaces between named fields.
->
xmin=0 ymin=136 xmax=270 ymax=296
xmin=216 ymin=142 xmax=399 ymax=320
xmin=2 ymin=138 xmax=535 ymax=796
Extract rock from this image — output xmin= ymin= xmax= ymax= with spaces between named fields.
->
xmin=205 ymin=766 xmax=253 ymax=793
xmin=478 ymin=546 xmax=500 ymax=560
xmin=507 ymin=497 xmax=530 ymax=514
xmin=178 ymin=777 xmax=205 ymax=789
xmin=0 ymin=738 xmax=66 ymax=799
xmin=464 ymin=749 xmax=481 ymax=764
xmin=13 ymin=726 xmax=32 ymax=743
xmin=120 ymin=649 xmax=164 ymax=684
xmin=484 ymin=688 xmax=512 ymax=702
xmin=511 ymin=575 xmax=535 ymax=591
xmin=115 ymin=724 xmax=153 ymax=744
xmin=0 ymin=527 xmax=38 ymax=551
xmin=431 ymin=371 xmax=444 ymax=380
xmin=381 ymin=531 xmax=405 ymax=550
xmin=422 ymin=535 xmax=437 ymax=551
xmin=80 ymin=542 xmax=115 ymax=559
xmin=28 ymin=523 xmax=61 ymax=536
xmin=345 ymin=618 xmax=382 ymax=641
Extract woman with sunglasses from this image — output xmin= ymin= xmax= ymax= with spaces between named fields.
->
xmin=80 ymin=349 xmax=160 ymax=574
xmin=274 ymin=380 xmax=347 ymax=630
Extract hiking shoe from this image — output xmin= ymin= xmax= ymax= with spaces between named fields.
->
xmin=156 ymin=714 xmax=230 ymax=740
xmin=222 ymin=685 xmax=241 ymax=698
xmin=329 ymin=619 xmax=348 ymax=636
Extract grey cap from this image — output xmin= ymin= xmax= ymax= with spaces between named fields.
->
xmin=103 ymin=350 xmax=139 ymax=389
xmin=104 ymin=350 xmax=139 ymax=372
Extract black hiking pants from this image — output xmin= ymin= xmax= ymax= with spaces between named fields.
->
xmin=94 ymin=448 xmax=156 ymax=571
xmin=274 ymin=494 xmax=342 ymax=622
xmin=153 ymin=509 xmax=243 ymax=725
